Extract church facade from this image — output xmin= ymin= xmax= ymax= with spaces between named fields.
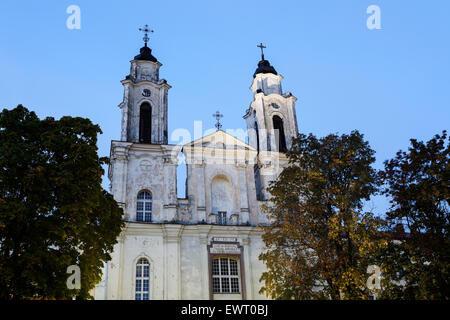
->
xmin=93 ymin=39 xmax=299 ymax=300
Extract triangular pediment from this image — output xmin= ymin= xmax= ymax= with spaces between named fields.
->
xmin=184 ymin=130 xmax=255 ymax=151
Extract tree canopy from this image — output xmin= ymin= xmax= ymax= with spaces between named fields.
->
xmin=260 ymin=130 xmax=449 ymax=300
xmin=259 ymin=131 xmax=385 ymax=299
xmin=0 ymin=105 xmax=124 ymax=299
xmin=378 ymin=130 xmax=449 ymax=299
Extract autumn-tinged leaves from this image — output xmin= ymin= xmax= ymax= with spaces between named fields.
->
xmin=259 ymin=130 xmax=449 ymax=300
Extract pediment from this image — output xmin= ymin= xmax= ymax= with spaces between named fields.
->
xmin=184 ymin=130 xmax=255 ymax=151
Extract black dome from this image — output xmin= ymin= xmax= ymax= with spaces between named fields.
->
xmin=134 ymin=45 xmax=157 ymax=62
xmin=253 ymin=59 xmax=277 ymax=78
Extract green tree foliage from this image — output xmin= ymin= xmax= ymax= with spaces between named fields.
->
xmin=0 ymin=105 xmax=124 ymax=299
xmin=259 ymin=131 xmax=386 ymax=299
xmin=378 ymin=131 xmax=449 ymax=299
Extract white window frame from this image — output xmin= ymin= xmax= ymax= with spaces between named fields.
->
xmin=135 ymin=258 xmax=150 ymax=300
xmin=137 ymin=191 xmax=152 ymax=222
xmin=212 ymin=257 xmax=241 ymax=294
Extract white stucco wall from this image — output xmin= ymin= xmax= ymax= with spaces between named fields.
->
xmin=94 ymin=224 xmax=269 ymax=300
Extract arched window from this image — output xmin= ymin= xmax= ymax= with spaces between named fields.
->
xmin=137 ymin=191 xmax=152 ymax=222
xmin=139 ymin=102 xmax=152 ymax=143
xmin=254 ymin=121 xmax=260 ymax=152
xmin=272 ymin=115 xmax=287 ymax=152
xmin=212 ymin=258 xmax=240 ymax=294
xmin=135 ymin=258 xmax=150 ymax=300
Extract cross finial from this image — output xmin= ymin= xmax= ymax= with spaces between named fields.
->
xmin=212 ymin=111 xmax=224 ymax=130
xmin=139 ymin=24 xmax=154 ymax=47
xmin=257 ymin=42 xmax=266 ymax=60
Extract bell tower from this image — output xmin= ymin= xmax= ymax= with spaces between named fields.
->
xmin=243 ymin=43 xmax=298 ymax=153
xmin=244 ymin=44 xmax=299 ymax=200
xmin=119 ymin=25 xmax=171 ymax=144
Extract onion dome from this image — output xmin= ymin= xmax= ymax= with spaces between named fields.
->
xmin=253 ymin=59 xmax=277 ymax=78
xmin=134 ymin=44 xmax=158 ymax=62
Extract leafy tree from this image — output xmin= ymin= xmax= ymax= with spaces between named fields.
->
xmin=259 ymin=131 xmax=386 ymax=299
xmin=0 ymin=105 xmax=124 ymax=300
xmin=378 ymin=131 xmax=449 ymax=299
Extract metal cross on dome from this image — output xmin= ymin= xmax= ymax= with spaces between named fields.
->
xmin=212 ymin=111 xmax=223 ymax=130
xmin=139 ymin=24 xmax=154 ymax=47
xmin=257 ymin=42 xmax=266 ymax=60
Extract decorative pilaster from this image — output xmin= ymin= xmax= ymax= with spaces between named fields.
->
xmin=162 ymin=224 xmax=183 ymax=299
xmin=241 ymin=237 xmax=253 ymax=299
xmin=198 ymin=225 xmax=211 ymax=300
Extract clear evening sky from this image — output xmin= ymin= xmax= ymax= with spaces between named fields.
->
xmin=1 ymin=1 xmax=449 ymax=216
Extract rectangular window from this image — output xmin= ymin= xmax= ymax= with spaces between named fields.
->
xmin=212 ymin=258 xmax=240 ymax=294
xmin=136 ymin=192 xmax=152 ymax=222
xmin=217 ymin=211 xmax=227 ymax=225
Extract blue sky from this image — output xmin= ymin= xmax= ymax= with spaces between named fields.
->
xmin=1 ymin=1 xmax=449 ymax=216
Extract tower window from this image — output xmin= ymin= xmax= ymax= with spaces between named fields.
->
xmin=139 ymin=102 xmax=152 ymax=143
xmin=254 ymin=121 xmax=260 ymax=152
xmin=212 ymin=258 xmax=240 ymax=294
xmin=217 ymin=211 xmax=227 ymax=225
xmin=142 ymin=89 xmax=151 ymax=97
xmin=137 ymin=191 xmax=152 ymax=222
xmin=272 ymin=115 xmax=287 ymax=152
xmin=135 ymin=258 xmax=150 ymax=300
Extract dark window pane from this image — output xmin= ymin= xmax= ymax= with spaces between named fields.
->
xmin=220 ymin=259 xmax=229 ymax=275
xmin=231 ymin=278 xmax=239 ymax=293
xmin=136 ymin=266 xmax=142 ymax=277
xmin=212 ymin=259 xmax=220 ymax=275
xmin=143 ymin=280 xmax=149 ymax=291
xmin=213 ymin=278 xmax=220 ymax=293
xmin=136 ymin=279 xmax=142 ymax=291
xmin=230 ymin=260 xmax=238 ymax=275
xmin=221 ymin=277 xmax=230 ymax=293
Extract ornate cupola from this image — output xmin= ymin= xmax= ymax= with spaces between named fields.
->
xmin=244 ymin=43 xmax=299 ymax=154
xmin=119 ymin=25 xmax=171 ymax=144
xmin=134 ymin=44 xmax=158 ymax=62
xmin=253 ymin=43 xmax=278 ymax=78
